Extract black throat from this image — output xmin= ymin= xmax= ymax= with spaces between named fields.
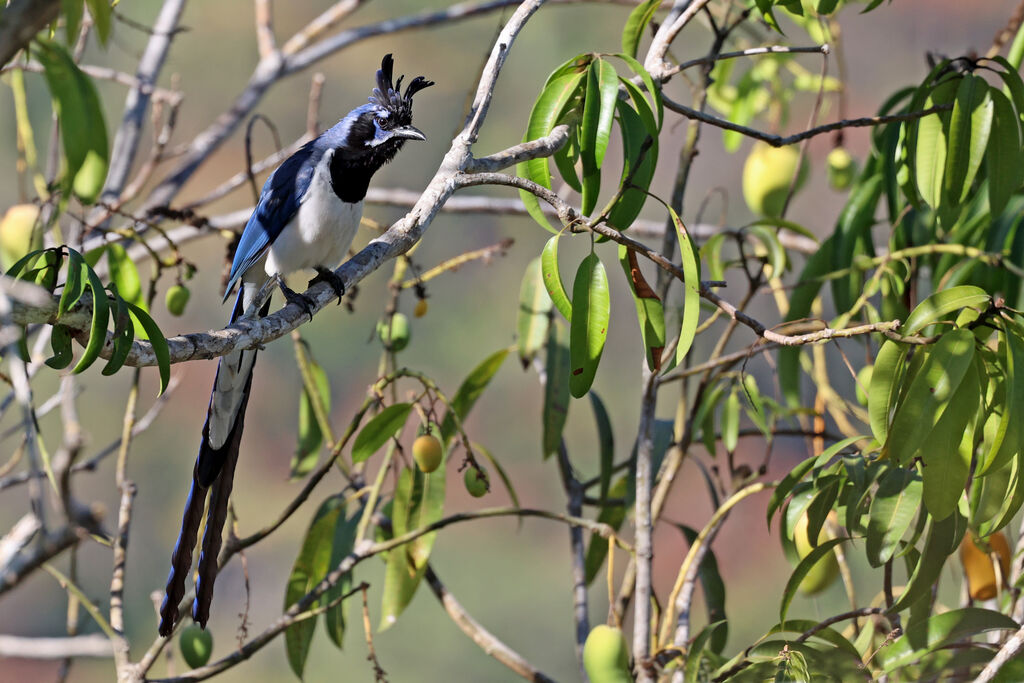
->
xmin=329 ymin=141 xmax=405 ymax=203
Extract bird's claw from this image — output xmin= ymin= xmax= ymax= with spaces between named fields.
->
xmin=309 ymin=266 xmax=346 ymax=305
xmin=277 ymin=278 xmax=316 ymax=322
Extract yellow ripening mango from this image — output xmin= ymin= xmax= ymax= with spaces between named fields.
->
xmin=960 ymin=531 xmax=1012 ymax=601
xmin=583 ymin=625 xmax=632 ymax=683
xmin=793 ymin=511 xmax=840 ymax=595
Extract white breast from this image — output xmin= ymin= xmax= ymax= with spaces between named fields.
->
xmin=262 ymin=149 xmax=363 ymax=281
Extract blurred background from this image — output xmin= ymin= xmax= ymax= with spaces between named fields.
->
xmin=0 ymin=1 xmax=1019 ymax=681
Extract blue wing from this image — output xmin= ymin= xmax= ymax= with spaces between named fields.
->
xmin=222 ymin=140 xmax=322 ymax=302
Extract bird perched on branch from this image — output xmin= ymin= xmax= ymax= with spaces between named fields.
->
xmin=158 ymin=54 xmax=433 ymax=638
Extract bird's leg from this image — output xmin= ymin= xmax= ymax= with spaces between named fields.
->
xmin=308 ymin=266 xmax=346 ymax=305
xmin=275 ymin=275 xmax=315 ymax=322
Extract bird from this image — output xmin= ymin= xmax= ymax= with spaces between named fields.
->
xmin=158 ymin=54 xmax=433 ymax=638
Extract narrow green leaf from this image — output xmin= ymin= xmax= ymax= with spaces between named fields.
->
xmin=613 ymin=52 xmax=663 ymax=128
xmin=885 ymin=328 xmax=975 ymax=465
xmin=920 ymin=359 xmax=979 ymax=519
xmin=34 ymin=40 xmax=109 ymax=204
xmin=70 ymin=265 xmax=108 ymax=375
xmin=380 ymin=468 xmax=420 ymax=630
xmin=914 ymin=83 xmax=954 ymax=209
xmin=584 ymin=476 xmax=628 ymax=584
xmin=780 ymin=537 xmax=847 ymax=624
xmin=945 ymin=74 xmax=993 ymax=203
xmin=58 ymin=249 xmax=85 ymax=319
xmin=579 ymin=62 xmax=603 ymax=215
xmin=85 ymin=0 xmax=112 ymax=45
xmin=516 ymin=257 xmax=552 ymax=367
xmin=618 ymin=245 xmax=665 ymax=372
xmin=569 ymin=253 xmax=610 ymax=398
xmin=284 ymin=496 xmax=345 ymax=678
xmin=439 ymin=348 xmax=509 ymax=444
xmin=124 ymin=302 xmax=170 ymax=394
xmin=60 ymin=0 xmax=83 ymax=46
xmin=101 ymin=292 xmax=133 ymax=376
xmin=980 ymin=456 xmax=1024 ymax=536
xmin=518 ymin=70 xmax=587 ymax=232
xmin=890 ymin=506 xmax=966 ymax=612
xmin=606 ymin=100 xmax=658 ymax=232
xmin=866 ymin=467 xmax=922 ymax=567
xmin=779 ymin=238 xmax=834 ymax=405
xmin=475 ymin=442 xmax=520 ymax=510
xmin=324 ymin=510 xmax=359 ymax=649
xmin=986 ymin=87 xmax=1023 ymax=218
xmin=106 ymin=243 xmax=145 ymax=310
xmin=767 ymin=436 xmax=863 ymax=529
xmin=541 ymin=234 xmax=573 ymax=322
xmin=980 ymin=323 xmax=1024 ymax=475
xmin=669 ymin=207 xmax=701 ymax=365
xmin=408 ymin=464 xmax=446 ymax=571
xmin=901 ymin=286 xmax=989 ymax=336
xmin=292 ymin=358 xmax=330 ymax=478
xmin=621 ymin=0 xmax=661 ymax=59
xmin=882 ymin=608 xmax=1018 ymax=673
xmin=543 ymin=320 xmax=571 ymax=458
xmin=868 ymin=340 xmax=907 ymax=445
xmin=45 ymin=324 xmax=74 ymax=370
xmin=592 ymin=58 xmax=619 ymax=169
xmin=351 ymin=403 xmax=413 ymax=464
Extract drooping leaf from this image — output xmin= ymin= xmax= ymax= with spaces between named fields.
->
xmin=101 ymin=291 xmax=133 ymax=377
xmin=541 ymin=234 xmax=573 ymax=322
xmin=542 ymin=320 xmax=571 ymax=458
xmin=618 ymin=245 xmax=665 ymax=372
xmin=621 ymin=0 xmax=661 ymax=58
xmin=284 ymin=496 xmax=346 ymax=678
xmin=58 ymin=248 xmax=85 ymax=319
xmin=866 ymin=467 xmax=922 ymax=567
xmin=292 ymin=355 xmax=331 ymax=478
xmin=986 ymin=86 xmax=1024 ymax=218
xmin=380 ymin=469 xmax=419 ymax=631
xmin=351 ymin=403 xmax=413 ymax=464
xmin=439 ymin=348 xmax=509 ymax=445
xmin=124 ymin=302 xmax=170 ymax=395
xmin=569 ymin=253 xmax=610 ymax=398
xmin=944 ymin=74 xmax=993 ymax=204
xmin=890 ymin=505 xmax=966 ymax=612
xmin=85 ymin=0 xmax=112 ymax=45
xmin=868 ymin=340 xmax=908 ymax=445
xmin=324 ymin=509 xmax=359 ymax=649
xmin=913 ymin=78 xmax=957 ymax=209
xmin=881 ymin=608 xmax=1018 ymax=674
xmin=45 ymin=324 xmax=74 ymax=370
xmin=579 ymin=61 xmax=605 ymax=215
xmin=516 ymin=257 xmax=552 ymax=367
xmin=70 ymin=263 xmax=109 ymax=375
xmin=780 ymin=537 xmax=847 ymax=624
xmin=583 ymin=475 xmax=628 ymax=584
xmin=669 ymin=206 xmax=700 ymax=366
xmin=592 ymin=58 xmax=619 ymax=170
xmin=919 ymin=358 xmax=979 ymax=519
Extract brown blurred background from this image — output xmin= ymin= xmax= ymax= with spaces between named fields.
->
xmin=0 ymin=1 xmax=1018 ymax=681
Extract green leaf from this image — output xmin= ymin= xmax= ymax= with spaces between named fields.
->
xmin=901 ymin=286 xmax=989 ymax=336
xmin=780 ymin=537 xmax=847 ymax=624
xmin=678 ymin=525 xmax=728 ymax=653
xmin=518 ymin=70 xmax=587 ymax=232
xmin=919 ymin=358 xmax=979 ymax=519
xmin=45 ymin=324 xmax=74 ymax=370
xmin=284 ymin=496 xmax=345 ymax=679
xmin=914 ymin=82 xmax=956 ymax=209
xmin=980 ymin=323 xmax=1024 ymax=475
xmin=380 ymin=469 xmax=420 ymax=630
xmin=124 ymin=302 xmax=170 ymax=394
xmin=439 ymin=348 xmax=509 ymax=444
xmin=779 ymin=238 xmax=834 ymax=405
xmin=721 ymin=389 xmax=740 ymax=453
xmin=866 ymin=467 xmax=922 ymax=567
xmin=569 ymin=253 xmax=610 ymax=398
xmin=618 ymin=245 xmax=665 ymax=372
xmin=868 ymin=340 xmax=908 ymax=445
xmin=579 ymin=62 xmax=604 ymax=216
xmin=60 ymin=0 xmax=83 ymax=46
xmin=292 ymin=357 xmax=330 ymax=478
xmin=58 ymin=248 xmax=85 ymax=319
xmin=885 ymin=328 xmax=976 ymax=465
xmin=979 ymin=456 xmax=1024 ymax=536
xmin=945 ymin=74 xmax=993 ymax=204
xmin=592 ymin=58 xmax=619 ymax=170
xmin=669 ymin=206 xmax=701 ymax=365
xmin=613 ymin=52 xmax=663 ymax=128
xmin=516 ymin=257 xmax=552 ymax=367
xmin=543 ymin=320 xmax=571 ymax=458
xmin=890 ymin=506 xmax=966 ymax=612
xmin=85 ymin=0 xmax=112 ymax=45
xmin=986 ymin=87 xmax=1023 ymax=218
xmin=71 ymin=264 xmax=109 ymax=375
xmin=589 ymin=391 xmax=615 ymax=501
xmin=584 ymin=476 xmax=628 ymax=584
xmin=324 ymin=509 xmax=359 ymax=649
xmin=621 ymin=0 xmax=661 ymax=59
xmin=33 ymin=39 xmax=109 ymax=204
xmin=475 ymin=442 xmax=520 ymax=510
xmin=101 ymin=292 xmax=133 ymax=376
xmin=882 ymin=608 xmax=1018 ymax=673
xmin=407 ymin=463 xmax=446 ymax=571
xmin=606 ymin=100 xmax=658 ymax=231
xmin=541 ymin=234 xmax=573 ymax=322
xmin=351 ymin=403 xmax=412 ymax=464
xmin=767 ymin=436 xmax=863 ymax=529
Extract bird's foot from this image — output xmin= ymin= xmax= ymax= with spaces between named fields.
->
xmin=309 ymin=266 xmax=346 ymax=304
xmin=276 ymin=277 xmax=316 ymax=322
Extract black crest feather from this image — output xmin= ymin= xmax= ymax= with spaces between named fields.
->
xmin=369 ymin=53 xmax=434 ymax=120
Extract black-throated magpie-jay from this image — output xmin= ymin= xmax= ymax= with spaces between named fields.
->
xmin=158 ymin=54 xmax=433 ymax=637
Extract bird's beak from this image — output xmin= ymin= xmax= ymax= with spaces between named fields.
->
xmin=392 ymin=125 xmax=426 ymax=142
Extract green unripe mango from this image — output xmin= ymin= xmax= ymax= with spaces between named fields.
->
xmin=179 ymin=623 xmax=214 ymax=669
xmin=742 ymin=142 xmax=808 ymax=217
xmin=463 ymin=465 xmax=488 ymax=498
xmin=165 ymin=284 xmax=191 ymax=316
xmin=826 ymin=147 xmax=857 ymax=191
xmin=377 ymin=313 xmax=410 ymax=352
xmin=583 ymin=625 xmax=632 ymax=683
xmin=73 ymin=149 xmax=108 ymax=205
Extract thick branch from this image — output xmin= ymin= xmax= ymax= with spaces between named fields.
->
xmin=0 ymin=634 xmax=113 ymax=659
xmin=465 ymin=125 xmax=570 ymax=173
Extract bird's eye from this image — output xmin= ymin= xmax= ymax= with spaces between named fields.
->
xmin=375 ymin=116 xmax=388 ymax=127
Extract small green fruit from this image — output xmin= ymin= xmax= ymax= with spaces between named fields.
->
xmin=464 ymin=465 xmax=488 ymax=498
xmin=826 ymin=147 xmax=857 ymax=191
xmin=72 ymin=149 xmax=108 ymax=205
xmin=412 ymin=434 xmax=443 ymax=473
xmin=792 ymin=511 xmax=840 ymax=595
xmin=855 ymin=365 xmax=873 ymax=407
xmin=0 ymin=204 xmax=42 ymax=270
xmin=377 ymin=313 xmax=410 ymax=352
xmin=178 ymin=623 xmax=213 ymax=669
xmin=583 ymin=624 xmax=632 ymax=683
xmin=742 ymin=142 xmax=808 ymax=217
xmin=165 ymin=285 xmax=191 ymax=316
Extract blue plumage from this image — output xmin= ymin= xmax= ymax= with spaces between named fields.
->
xmin=159 ymin=54 xmax=432 ymax=638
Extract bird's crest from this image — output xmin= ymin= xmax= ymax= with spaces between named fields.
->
xmin=369 ymin=53 xmax=434 ymax=122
